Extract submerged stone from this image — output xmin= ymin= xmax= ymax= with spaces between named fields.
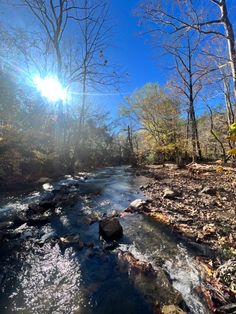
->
xmin=37 ymin=177 xmax=52 ymax=184
xmin=118 ymin=251 xmax=183 ymax=308
xmin=0 ymin=221 xmax=14 ymax=230
xmin=99 ymin=217 xmax=123 ymax=240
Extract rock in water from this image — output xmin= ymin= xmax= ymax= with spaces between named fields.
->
xmin=129 ymin=199 xmax=147 ymax=210
xmin=118 ymin=251 xmax=183 ymax=309
xmin=0 ymin=221 xmax=14 ymax=230
xmin=59 ymin=234 xmax=84 ymax=250
xmin=99 ymin=218 xmax=123 ymax=240
xmin=37 ymin=177 xmax=52 ymax=184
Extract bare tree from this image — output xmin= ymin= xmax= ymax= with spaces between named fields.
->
xmin=139 ymin=0 xmax=236 ymax=105
xmin=19 ymin=0 xmax=89 ymax=78
xmin=166 ymin=32 xmax=204 ymax=161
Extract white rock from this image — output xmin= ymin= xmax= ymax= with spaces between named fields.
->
xmin=130 ymin=199 xmax=147 ymax=209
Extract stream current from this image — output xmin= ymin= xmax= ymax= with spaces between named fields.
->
xmin=0 ymin=166 xmax=209 ymax=314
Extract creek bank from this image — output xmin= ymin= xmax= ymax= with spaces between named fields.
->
xmin=133 ymin=163 xmax=236 ymax=313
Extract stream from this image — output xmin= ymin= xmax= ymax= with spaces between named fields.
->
xmin=0 ymin=166 xmax=209 ymax=314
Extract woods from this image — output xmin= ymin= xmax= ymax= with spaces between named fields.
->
xmin=134 ymin=0 xmax=236 ymax=164
xmin=0 ymin=0 xmax=124 ymax=183
xmin=1 ymin=0 xmax=236 ymax=185
xmin=0 ymin=1 xmax=236 ymax=314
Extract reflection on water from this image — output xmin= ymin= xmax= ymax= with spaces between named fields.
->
xmin=0 ymin=167 xmax=208 ymax=314
xmin=10 ymin=244 xmax=84 ymax=314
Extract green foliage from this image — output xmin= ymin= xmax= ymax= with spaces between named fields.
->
xmin=228 ymin=123 xmax=236 ymax=156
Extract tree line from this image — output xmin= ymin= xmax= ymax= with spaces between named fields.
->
xmin=122 ymin=0 xmax=236 ymax=165
xmin=0 ymin=0 xmax=236 ymax=185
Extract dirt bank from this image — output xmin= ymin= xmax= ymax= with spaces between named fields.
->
xmin=136 ymin=163 xmax=236 ymax=312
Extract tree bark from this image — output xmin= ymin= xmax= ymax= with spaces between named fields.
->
xmin=220 ymin=0 xmax=236 ymax=102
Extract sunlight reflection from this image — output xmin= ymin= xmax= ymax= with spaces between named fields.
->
xmin=11 ymin=244 xmax=84 ymax=313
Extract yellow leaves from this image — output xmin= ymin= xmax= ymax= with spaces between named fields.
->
xmin=228 ymin=148 xmax=236 ymax=156
xmin=228 ymin=123 xmax=236 ymax=154
xmin=216 ymin=166 xmax=224 ymax=172
xmin=229 ymin=122 xmax=236 ymax=134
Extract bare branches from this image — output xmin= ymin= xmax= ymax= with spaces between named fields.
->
xmin=140 ymin=0 xmax=236 ymax=99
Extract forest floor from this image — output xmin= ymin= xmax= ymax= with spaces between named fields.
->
xmin=136 ymin=163 xmax=236 ymax=312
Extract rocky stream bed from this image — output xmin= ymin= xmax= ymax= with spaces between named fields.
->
xmin=0 ymin=166 xmax=234 ymax=314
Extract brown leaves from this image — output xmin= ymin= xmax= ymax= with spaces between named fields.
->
xmin=140 ymin=164 xmax=236 ymax=312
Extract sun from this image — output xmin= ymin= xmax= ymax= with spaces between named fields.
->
xmin=33 ymin=75 xmax=68 ymax=102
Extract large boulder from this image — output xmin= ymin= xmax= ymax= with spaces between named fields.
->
xmin=99 ymin=217 xmax=123 ymax=240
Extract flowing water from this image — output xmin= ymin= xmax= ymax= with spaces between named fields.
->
xmin=0 ymin=167 xmax=209 ymax=314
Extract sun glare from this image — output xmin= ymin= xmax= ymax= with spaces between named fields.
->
xmin=33 ymin=76 xmax=67 ymax=102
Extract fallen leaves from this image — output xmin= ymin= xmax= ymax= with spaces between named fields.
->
xmin=138 ymin=164 xmax=236 ymax=312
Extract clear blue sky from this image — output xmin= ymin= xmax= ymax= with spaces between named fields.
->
xmin=96 ymin=0 xmax=168 ymax=117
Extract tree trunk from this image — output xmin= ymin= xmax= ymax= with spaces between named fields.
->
xmin=188 ymin=37 xmax=202 ymax=161
xmin=220 ymin=0 xmax=236 ymax=103
xmin=223 ymin=77 xmax=235 ymax=126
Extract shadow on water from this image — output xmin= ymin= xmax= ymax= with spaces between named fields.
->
xmin=0 ymin=166 xmax=208 ymax=314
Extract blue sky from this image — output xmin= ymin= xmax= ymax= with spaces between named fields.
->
xmin=95 ymin=0 xmax=168 ymax=117
xmin=0 ymin=0 xmax=163 ymax=118
xmin=1 ymin=0 xmax=236 ymax=119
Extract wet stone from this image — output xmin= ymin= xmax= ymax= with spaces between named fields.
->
xmin=129 ymin=199 xmax=148 ymax=210
xmin=118 ymin=251 xmax=183 ymax=308
xmin=103 ymin=241 xmax=119 ymax=251
xmin=99 ymin=217 xmax=123 ymax=240
xmin=59 ymin=234 xmax=84 ymax=249
xmin=27 ymin=215 xmax=51 ymax=226
xmin=37 ymin=177 xmax=52 ymax=184
xmin=0 ymin=221 xmax=14 ymax=230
